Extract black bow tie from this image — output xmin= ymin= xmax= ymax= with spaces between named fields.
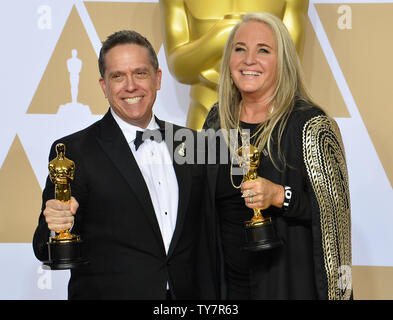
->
xmin=134 ymin=128 xmax=165 ymax=151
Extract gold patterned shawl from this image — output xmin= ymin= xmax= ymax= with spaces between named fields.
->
xmin=302 ymin=115 xmax=352 ymax=300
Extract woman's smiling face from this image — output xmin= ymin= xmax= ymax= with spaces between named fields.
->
xmin=230 ymin=20 xmax=278 ymax=102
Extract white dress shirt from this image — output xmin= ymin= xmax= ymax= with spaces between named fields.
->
xmin=111 ymin=109 xmax=179 ymax=255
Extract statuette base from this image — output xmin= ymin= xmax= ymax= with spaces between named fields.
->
xmin=44 ymin=239 xmax=88 ymax=270
xmin=244 ymin=221 xmax=282 ymax=251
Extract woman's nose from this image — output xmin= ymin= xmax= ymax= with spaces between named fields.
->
xmin=244 ymin=51 xmax=256 ymax=65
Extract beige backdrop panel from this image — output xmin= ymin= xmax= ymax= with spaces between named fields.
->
xmin=353 ymin=266 xmax=393 ymax=300
xmin=85 ymin=2 xmax=162 ymax=53
xmin=301 ymin=16 xmax=349 ymax=118
xmin=316 ymin=3 xmax=393 ymax=189
xmin=28 ymin=6 xmax=106 ymax=115
xmin=0 ymin=135 xmax=41 ymax=242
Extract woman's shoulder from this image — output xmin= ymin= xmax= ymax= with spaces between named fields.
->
xmin=203 ymin=102 xmax=220 ymax=130
xmin=284 ymin=99 xmax=328 ymax=137
xmin=287 ymin=99 xmax=342 ymax=143
xmin=291 ymin=99 xmax=326 ymax=122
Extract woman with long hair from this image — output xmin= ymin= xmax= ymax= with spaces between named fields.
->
xmin=203 ymin=12 xmax=352 ymax=300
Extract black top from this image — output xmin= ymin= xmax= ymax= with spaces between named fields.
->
xmin=215 ymin=122 xmax=261 ymax=299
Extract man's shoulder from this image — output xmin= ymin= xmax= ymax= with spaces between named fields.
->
xmin=49 ymin=116 xmax=106 ymax=157
xmin=159 ymin=119 xmax=198 ymax=136
xmin=54 ymin=120 xmax=100 ymax=145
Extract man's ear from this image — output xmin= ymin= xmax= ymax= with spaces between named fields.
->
xmin=99 ymin=77 xmax=107 ymax=98
xmin=155 ymin=68 xmax=162 ymax=91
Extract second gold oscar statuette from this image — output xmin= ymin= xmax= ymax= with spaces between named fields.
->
xmin=239 ymin=133 xmax=282 ymax=251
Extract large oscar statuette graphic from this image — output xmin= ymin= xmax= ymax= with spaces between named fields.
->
xmin=160 ymin=0 xmax=308 ymax=130
xmin=239 ymin=134 xmax=282 ymax=251
xmin=44 ymin=143 xmax=87 ymax=269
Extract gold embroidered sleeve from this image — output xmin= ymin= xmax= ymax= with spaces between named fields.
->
xmin=302 ymin=115 xmax=352 ymax=300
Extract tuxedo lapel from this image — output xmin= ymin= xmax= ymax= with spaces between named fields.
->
xmin=170 ymin=153 xmax=191 ymax=256
xmin=156 ymin=119 xmax=193 ymax=257
xmin=96 ymin=111 xmax=165 ymax=251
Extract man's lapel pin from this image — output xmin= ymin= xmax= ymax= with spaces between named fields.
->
xmin=178 ymin=142 xmax=186 ymax=157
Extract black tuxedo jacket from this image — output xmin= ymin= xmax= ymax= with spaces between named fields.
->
xmin=33 ymin=110 xmax=209 ymax=299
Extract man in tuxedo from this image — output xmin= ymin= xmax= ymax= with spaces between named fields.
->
xmin=32 ymin=30 xmax=215 ymax=299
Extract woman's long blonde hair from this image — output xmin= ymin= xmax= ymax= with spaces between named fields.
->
xmin=218 ymin=12 xmax=318 ymax=168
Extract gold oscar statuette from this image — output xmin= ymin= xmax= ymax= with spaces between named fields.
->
xmin=239 ymin=139 xmax=282 ymax=251
xmin=44 ymin=143 xmax=88 ymax=269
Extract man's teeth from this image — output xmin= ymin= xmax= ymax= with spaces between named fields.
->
xmin=125 ymin=97 xmax=142 ymax=104
xmin=242 ymin=71 xmax=261 ymax=76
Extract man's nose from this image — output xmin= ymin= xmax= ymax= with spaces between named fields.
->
xmin=125 ymin=75 xmax=136 ymax=91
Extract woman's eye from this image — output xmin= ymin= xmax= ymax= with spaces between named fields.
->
xmin=234 ymin=47 xmax=245 ymax=52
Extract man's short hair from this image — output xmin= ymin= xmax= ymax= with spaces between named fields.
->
xmin=98 ymin=30 xmax=159 ymax=77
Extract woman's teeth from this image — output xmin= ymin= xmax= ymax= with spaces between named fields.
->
xmin=242 ymin=71 xmax=261 ymax=76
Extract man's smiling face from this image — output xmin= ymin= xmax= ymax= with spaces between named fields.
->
xmin=99 ymin=43 xmax=162 ymax=128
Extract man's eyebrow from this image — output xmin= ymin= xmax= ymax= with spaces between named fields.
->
xmin=108 ymin=70 xmax=124 ymax=76
xmin=107 ymin=66 xmax=150 ymax=76
xmin=134 ymin=66 xmax=150 ymax=72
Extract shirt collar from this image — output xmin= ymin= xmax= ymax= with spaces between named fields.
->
xmin=110 ymin=108 xmax=159 ymax=144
